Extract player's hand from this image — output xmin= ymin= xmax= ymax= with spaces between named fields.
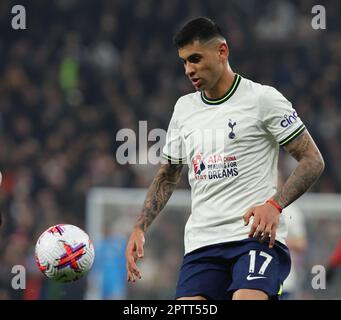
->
xmin=125 ymin=227 xmax=145 ymax=282
xmin=243 ymin=202 xmax=281 ymax=249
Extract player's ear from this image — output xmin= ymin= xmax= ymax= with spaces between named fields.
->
xmin=218 ymin=42 xmax=228 ymax=62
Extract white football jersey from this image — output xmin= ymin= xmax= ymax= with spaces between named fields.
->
xmin=162 ymin=74 xmax=306 ymax=254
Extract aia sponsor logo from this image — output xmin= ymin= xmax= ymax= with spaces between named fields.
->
xmin=192 ymin=153 xmax=239 ymax=181
xmin=192 ymin=154 xmax=206 ymax=176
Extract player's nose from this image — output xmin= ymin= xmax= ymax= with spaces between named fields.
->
xmin=185 ymin=63 xmax=195 ymax=77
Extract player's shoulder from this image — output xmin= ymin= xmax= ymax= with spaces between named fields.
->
xmin=172 ymin=92 xmax=201 ymax=115
xmin=241 ymin=76 xmax=290 ymax=114
xmin=240 ymin=75 xmax=279 ymax=99
xmin=176 ymin=92 xmax=200 ymax=106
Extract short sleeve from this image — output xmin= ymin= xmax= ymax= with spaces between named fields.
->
xmin=162 ymin=104 xmax=187 ymax=164
xmin=260 ymin=86 xmax=306 ymax=146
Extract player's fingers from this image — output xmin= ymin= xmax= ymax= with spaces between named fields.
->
xmin=128 ymin=271 xmax=136 ymax=282
xmin=260 ymin=226 xmax=271 ymax=243
xmin=126 ymin=258 xmax=136 ymax=282
xmin=127 ymin=262 xmax=141 ymax=281
xmin=126 ymin=262 xmax=132 ymax=282
xmin=269 ymin=225 xmax=277 ymax=248
xmin=127 ymin=269 xmax=133 ymax=282
xmin=243 ymin=208 xmax=254 ymax=226
xmin=127 ymin=262 xmax=140 ymax=282
xmin=133 ymin=266 xmax=142 ymax=279
xmin=130 ymin=262 xmax=141 ymax=279
xmin=131 ymin=252 xmax=142 ymax=279
xmin=126 ymin=252 xmax=140 ymax=275
xmin=254 ymin=222 xmax=266 ymax=240
xmin=248 ymin=216 xmax=260 ymax=238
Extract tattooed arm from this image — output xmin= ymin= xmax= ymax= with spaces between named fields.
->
xmin=244 ymin=130 xmax=324 ymax=248
xmin=126 ymin=163 xmax=183 ymax=282
xmin=135 ymin=163 xmax=184 ymax=232
xmin=272 ymin=130 xmax=325 ymax=208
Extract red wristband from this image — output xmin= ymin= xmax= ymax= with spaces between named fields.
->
xmin=266 ymin=199 xmax=282 ymax=214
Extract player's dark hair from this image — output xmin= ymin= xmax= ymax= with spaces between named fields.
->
xmin=173 ymin=17 xmax=224 ymax=48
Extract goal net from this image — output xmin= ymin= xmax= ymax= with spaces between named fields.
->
xmin=85 ymin=188 xmax=341 ymax=300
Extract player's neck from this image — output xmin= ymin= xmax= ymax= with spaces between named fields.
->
xmin=204 ymin=69 xmax=236 ymax=100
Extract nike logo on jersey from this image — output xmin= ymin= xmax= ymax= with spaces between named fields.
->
xmin=183 ymin=132 xmax=192 ymax=139
xmin=246 ymin=275 xmax=267 ymax=281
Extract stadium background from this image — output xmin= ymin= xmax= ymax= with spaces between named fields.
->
xmin=0 ymin=0 xmax=340 ymax=299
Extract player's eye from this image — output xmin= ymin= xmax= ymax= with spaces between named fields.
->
xmin=188 ymin=55 xmax=201 ymax=63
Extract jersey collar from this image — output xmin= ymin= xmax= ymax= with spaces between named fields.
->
xmin=201 ymin=74 xmax=241 ymax=105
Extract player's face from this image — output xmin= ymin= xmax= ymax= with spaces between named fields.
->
xmin=178 ymin=40 xmax=227 ymax=91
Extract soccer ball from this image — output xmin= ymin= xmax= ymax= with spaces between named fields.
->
xmin=35 ymin=224 xmax=95 ymax=283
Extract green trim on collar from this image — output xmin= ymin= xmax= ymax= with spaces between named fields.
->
xmin=201 ymin=74 xmax=241 ymax=105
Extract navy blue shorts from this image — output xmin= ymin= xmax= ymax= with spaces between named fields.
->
xmin=175 ymin=239 xmax=291 ymax=300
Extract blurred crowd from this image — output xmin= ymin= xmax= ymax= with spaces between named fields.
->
xmin=0 ymin=0 xmax=340 ymax=299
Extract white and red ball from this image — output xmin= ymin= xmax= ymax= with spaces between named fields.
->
xmin=35 ymin=224 xmax=95 ymax=283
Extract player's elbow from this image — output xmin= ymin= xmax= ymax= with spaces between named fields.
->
xmin=308 ymin=152 xmax=325 ymax=183
xmin=302 ymin=150 xmax=325 ymax=181
xmin=315 ymin=152 xmax=325 ymax=176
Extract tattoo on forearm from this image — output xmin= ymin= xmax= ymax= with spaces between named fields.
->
xmin=273 ymin=133 xmax=324 ymax=208
xmin=274 ymin=158 xmax=322 ymax=208
xmin=135 ymin=163 xmax=183 ymax=232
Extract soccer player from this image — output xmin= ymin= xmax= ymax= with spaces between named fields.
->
xmin=125 ymin=17 xmax=325 ymax=300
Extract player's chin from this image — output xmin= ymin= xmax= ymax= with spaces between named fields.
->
xmin=193 ymin=82 xmax=205 ymax=91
